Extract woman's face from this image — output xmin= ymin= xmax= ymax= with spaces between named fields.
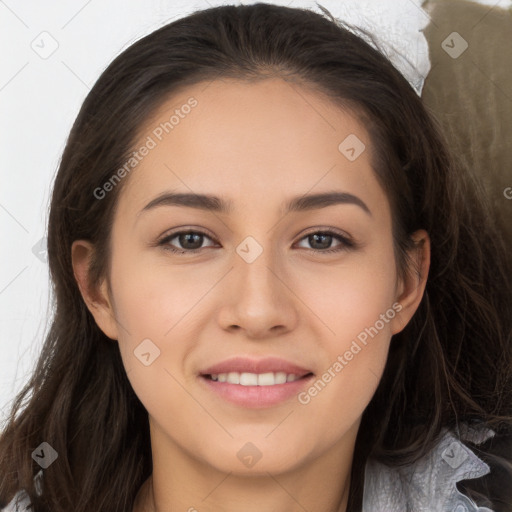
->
xmin=74 ymin=77 xmax=428 ymax=477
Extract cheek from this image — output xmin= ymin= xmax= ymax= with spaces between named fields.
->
xmin=295 ymin=281 xmax=395 ymax=445
xmin=109 ymin=245 xmax=213 ymax=338
xmin=294 ymin=243 xmax=397 ymax=409
xmin=297 ymin=242 xmax=398 ymax=338
xmin=108 ymin=253 xmax=200 ymax=430
xmin=303 ymin=277 xmax=394 ymax=388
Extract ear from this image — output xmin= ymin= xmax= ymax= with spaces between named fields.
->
xmin=71 ymin=240 xmax=119 ymax=340
xmin=389 ymin=229 xmax=431 ymax=335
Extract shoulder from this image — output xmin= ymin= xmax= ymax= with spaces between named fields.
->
xmin=362 ymin=423 xmax=496 ymax=511
xmin=1 ymin=469 xmax=43 ymax=512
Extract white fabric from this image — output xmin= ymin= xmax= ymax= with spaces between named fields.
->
xmin=1 ymin=470 xmax=42 ymax=512
xmin=362 ymin=425 xmax=495 ymax=511
xmin=320 ymin=0 xmax=432 ymax=96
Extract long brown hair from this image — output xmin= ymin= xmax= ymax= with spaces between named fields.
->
xmin=1 ymin=3 xmax=511 ymax=511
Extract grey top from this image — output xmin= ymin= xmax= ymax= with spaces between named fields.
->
xmin=1 ymin=425 xmax=495 ymax=512
xmin=362 ymin=424 xmax=495 ymax=511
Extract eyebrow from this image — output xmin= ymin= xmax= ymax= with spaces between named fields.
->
xmin=139 ymin=190 xmax=372 ymax=217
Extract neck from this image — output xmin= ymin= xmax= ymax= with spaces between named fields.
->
xmin=133 ymin=421 xmax=358 ymax=512
xmin=135 ymin=472 xmax=351 ymax=512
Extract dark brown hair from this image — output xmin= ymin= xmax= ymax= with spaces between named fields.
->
xmin=1 ymin=3 xmax=511 ymax=511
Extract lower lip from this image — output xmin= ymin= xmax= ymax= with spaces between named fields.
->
xmin=198 ymin=374 xmax=315 ymax=408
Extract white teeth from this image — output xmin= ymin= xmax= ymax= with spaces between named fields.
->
xmin=227 ymin=372 xmax=240 ymax=384
xmin=274 ymin=372 xmax=288 ymax=384
xmin=258 ymin=372 xmax=276 ymax=386
xmin=208 ymin=371 xmax=307 ymax=386
xmin=239 ymin=372 xmax=258 ymax=385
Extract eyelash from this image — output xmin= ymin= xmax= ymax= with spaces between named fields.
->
xmin=157 ymin=228 xmax=357 ymax=255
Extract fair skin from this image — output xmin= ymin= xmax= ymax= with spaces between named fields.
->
xmin=72 ymin=77 xmax=430 ymax=512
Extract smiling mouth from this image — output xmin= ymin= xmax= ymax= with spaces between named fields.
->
xmin=201 ymin=371 xmax=314 ymax=386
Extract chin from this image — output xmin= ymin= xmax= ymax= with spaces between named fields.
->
xmin=196 ymin=435 xmax=316 ymax=476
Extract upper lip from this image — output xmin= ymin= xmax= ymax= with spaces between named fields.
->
xmin=200 ymin=356 xmax=314 ymax=377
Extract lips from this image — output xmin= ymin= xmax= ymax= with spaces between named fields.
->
xmin=199 ymin=356 xmax=314 ymax=378
xmin=198 ymin=356 xmax=316 ymax=408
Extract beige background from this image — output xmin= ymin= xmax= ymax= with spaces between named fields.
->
xmin=422 ymin=0 xmax=512 ymax=249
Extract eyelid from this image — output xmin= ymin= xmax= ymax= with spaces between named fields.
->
xmin=157 ymin=225 xmax=218 ymax=242
xmin=299 ymin=226 xmax=353 ymax=240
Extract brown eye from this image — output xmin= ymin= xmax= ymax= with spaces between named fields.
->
xmin=159 ymin=230 xmax=217 ymax=254
xmin=295 ymin=230 xmax=355 ymax=254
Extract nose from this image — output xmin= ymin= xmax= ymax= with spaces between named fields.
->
xmin=216 ymin=242 xmax=300 ymax=339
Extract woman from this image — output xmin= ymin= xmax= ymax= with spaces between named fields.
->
xmin=1 ymin=3 xmax=511 ymax=511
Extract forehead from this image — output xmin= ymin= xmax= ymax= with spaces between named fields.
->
xmin=118 ymin=77 xmax=386 ymax=218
